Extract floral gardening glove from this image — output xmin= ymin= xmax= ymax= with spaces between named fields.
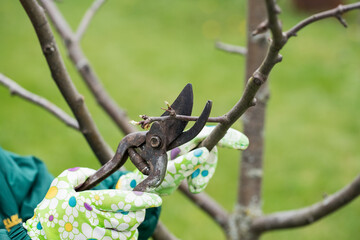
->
xmin=24 ymin=167 xmax=162 ymax=240
xmin=116 ymin=126 xmax=249 ymax=195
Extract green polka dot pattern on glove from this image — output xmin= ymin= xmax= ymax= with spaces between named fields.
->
xmin=186 ymin=147 xmax=218 ymax=193
xmin=116 ymin=126 xmax=248 ymax=195
xmin=24 ymin=167 xmax=162 ymax=240
xmin=186 ymin=127 xmax=248 ymax=193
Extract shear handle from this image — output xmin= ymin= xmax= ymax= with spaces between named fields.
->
xmin=128 ymin=147 xmax=150 ymax=175
xmin=75 ymin=132 xmax=146 ymax=191
xmin=133 ymin=153 xmax=167 ymax=192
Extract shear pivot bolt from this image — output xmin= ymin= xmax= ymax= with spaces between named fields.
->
xmin=150 ymin=136 xmax=161 ymax=148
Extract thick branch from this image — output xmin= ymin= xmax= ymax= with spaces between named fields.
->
xmin=252 ymin=174 xmax=360 ymax=232
xmin=286 ymin=3 xmax=360 ymax=38
xmin=39 ymin=0 xmax=137 ymax=135
xmin=231 ymin=0 xmax=270 ymax=239
xmin=75 ymin=0 xmax=107 ymax=42
xmin=0 ymin=73 xmax=79 ymax=130
xmin=215 ymin=41 xmax=247 ymax=56
xmin=20 ymin=0 xmax=113 ymax=164
xmin=179 ymin=182 xmax=230 ymax=231
xmin=200 ymin=78 xmax=259 ymax=151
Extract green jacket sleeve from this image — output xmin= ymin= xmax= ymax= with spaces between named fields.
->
xmin=0 ymin=147 xmax=53 ymax=230
xmin=0 ymin=147 xmax=52 ymax=240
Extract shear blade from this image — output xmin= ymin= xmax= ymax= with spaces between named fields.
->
xmin=168 ymin=100 xmax=212 ymax=150
xmin=157 ymin=83 xmax=194 ymax=145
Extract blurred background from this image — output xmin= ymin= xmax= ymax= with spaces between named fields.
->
xmin=1 ymin=0 xmax=360 ymax=239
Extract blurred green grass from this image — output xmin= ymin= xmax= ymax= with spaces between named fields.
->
xmin=1 ymin=0 xmax=360 ymax=239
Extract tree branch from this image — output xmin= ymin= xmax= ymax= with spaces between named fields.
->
xmin=286 ymin=3 xmax=360 ymax=38
xmin=0 ymin=73 xmax=79 ymax=130
xmin=199 ymin=1 xmax=284 ymax=152
xmin=38 ymin=0 xmax=137 ymax=135
xmin=199 ymin=80 xmax=258 ymax=151
xmin=75 ymin=0 xmax=107 ymax=42
xmin=200 ymin=3 xmax=360 ymax=236
xmin=215 ymin=41 xmax=247 ymax=56
xmin=20 ymin=0 xmax=113 ymax=164
xmin=152 ymin=221 xmax=179 ymax=240
xmin=263 ymin=0 xmax=283 ymax=46
xmin=200 ymin=1 xmax=360 ymax=152
xmin=179 ymin=182 xmax=230 ymax=231
xmin=135 ymin=114 xmax=226 ymax=129
xmin=240 ymin=1 xmax=360 ymax=235
xmin=251 ymin=174 xmax=360 ymax=232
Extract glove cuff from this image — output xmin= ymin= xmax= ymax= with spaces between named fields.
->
xmin=7 ymin=223 xmax=31 ymax=240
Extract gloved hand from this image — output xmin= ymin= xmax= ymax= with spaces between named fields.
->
xmin=116 ymin=126 xmax=248 ymax=195
xmin=24 ymin=167 xmax=162 ymax=240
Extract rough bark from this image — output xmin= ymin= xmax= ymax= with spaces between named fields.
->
xmin=229 ymin=0 xmax=269 ymax=239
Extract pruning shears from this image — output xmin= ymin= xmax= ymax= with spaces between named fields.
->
xmin=76 ymin=84 xmax=212 ymax=192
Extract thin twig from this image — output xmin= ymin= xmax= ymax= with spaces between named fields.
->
xmin=0 ymin=73 xmax=79 ymax=130
xmin=75 ymin=0 xmax=107 ymax=42
xmin=179 ymin=182 xmax=230 ymax=231
xmin=20 ymin=0 xmax=114 ymax=164
xmin=251 ymin=174 xmax=360 ymax=232
xmin=39 ymin=0 xmax=137 ymax=135
xmin=135 ymin=114 xmax=226 ymax=129
xmin=215 ymin=41 xmax=247 ymax=56
xmin=286 ymin=3 xmax=360 ymax=38
xmin=252 ymin=20 xmax=269 ymax=36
